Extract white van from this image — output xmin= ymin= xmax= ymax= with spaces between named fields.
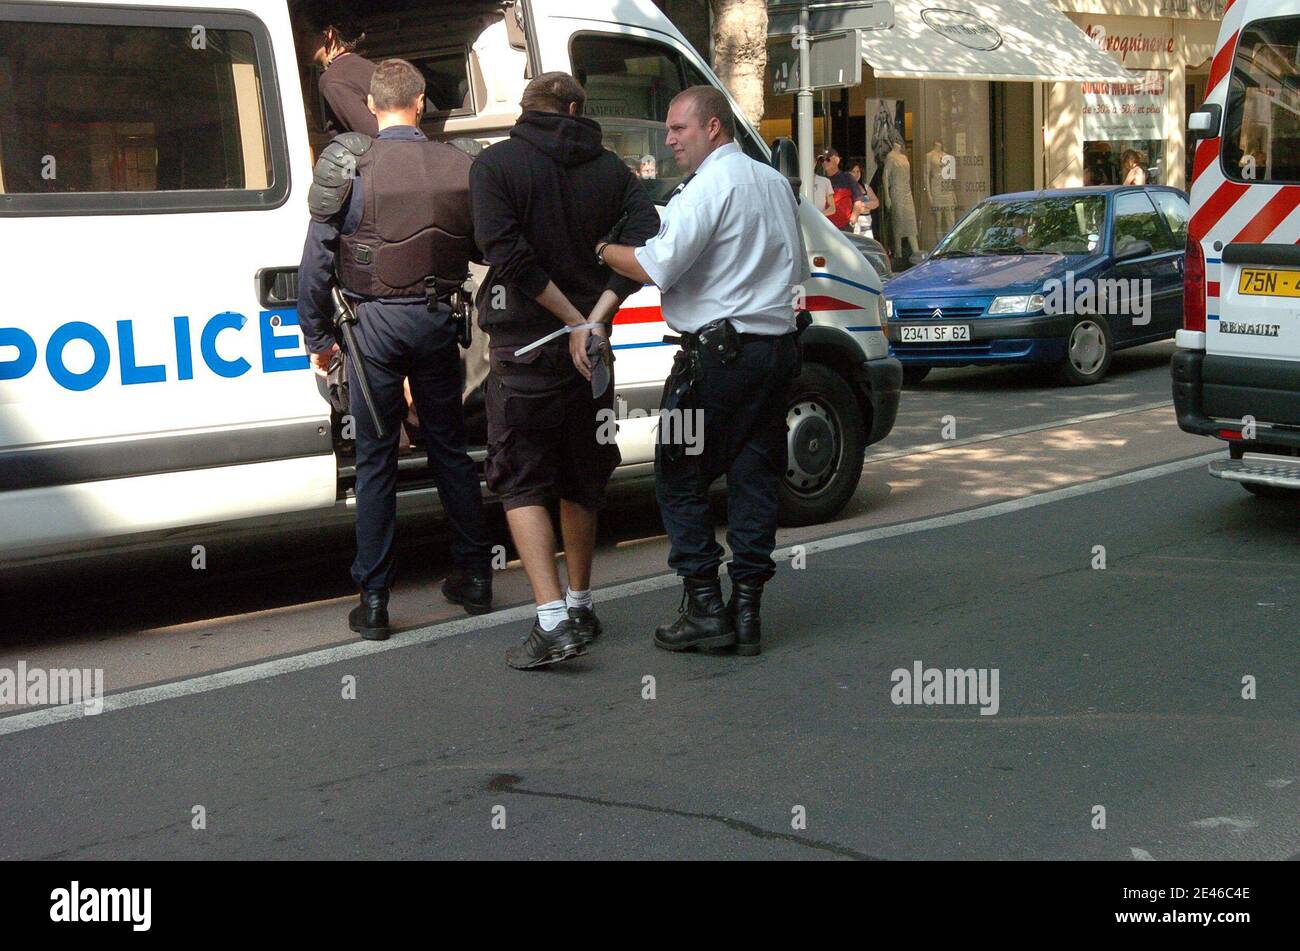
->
xmin=0 ymin=0 xmax=900 ymax=563
xmin=1175 ymin=0 xmax=1300 ymax=496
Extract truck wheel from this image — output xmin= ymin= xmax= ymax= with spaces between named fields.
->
xmin=778 ymin=362 xmax=866 ymax=527
xmin=902 ymin=365 xmax=931 ymax=385
xmin=1058 ymin=317 xmax=1112 ymax=386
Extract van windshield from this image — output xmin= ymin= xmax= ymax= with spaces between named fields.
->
xmin=934 ymin=196 xmax=1106 ymax=257
xmin=1223 ymin=15 xmax=1300 ymax=184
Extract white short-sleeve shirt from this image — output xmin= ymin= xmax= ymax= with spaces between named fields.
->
xmin=634 ymin=142 xmax=810 ymax=336
xmin=813 ymin=174 xmax=833 ymax=214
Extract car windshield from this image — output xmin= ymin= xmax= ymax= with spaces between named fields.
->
xmin=935 ymin=196 xmax=1107 ymax=257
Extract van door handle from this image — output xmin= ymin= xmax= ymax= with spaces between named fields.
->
xmin=256 ymin=267 xmax=299 ymax=308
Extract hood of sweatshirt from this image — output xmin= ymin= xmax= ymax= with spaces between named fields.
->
xmin=510 ymin=110 xmax=606 ymax=167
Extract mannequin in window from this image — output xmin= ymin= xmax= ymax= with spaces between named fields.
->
xmin=924 ymin=139 xmax=956 ymax=239
xmin=882 ymin=138 xmax=919 ymax=266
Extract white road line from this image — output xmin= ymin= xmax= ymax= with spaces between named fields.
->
xmin=866 ymin=400 xmax=1174 ymax=464
xmin=0 ymin=450 xmax=1220 ymax=738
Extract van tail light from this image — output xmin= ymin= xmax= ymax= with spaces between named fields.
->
xmin=1184 ymin=236 xmax=1206 ymax=332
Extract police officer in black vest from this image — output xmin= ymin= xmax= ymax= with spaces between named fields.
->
xmin=297 ymin=59 xmax=494 ymax=640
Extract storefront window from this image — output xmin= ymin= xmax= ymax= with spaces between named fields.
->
xmin=1081 ymin=70 xmax=1167 ymax=185
xmin=860 ymin=78 xmax=994 ymax=266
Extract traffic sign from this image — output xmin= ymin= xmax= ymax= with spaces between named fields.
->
xmin=768 ymin=0 xmax=894 ymax=37
xmin=769 ymin=29 xmax=863 ymax=95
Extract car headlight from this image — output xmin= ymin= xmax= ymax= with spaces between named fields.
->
xmin=885 ymin=298 xmax=894 ymax=319
xmin=878 ymin=295 xmax=889 ymax=332
xmin=987 ymin=294 xmax=1046 ymax=315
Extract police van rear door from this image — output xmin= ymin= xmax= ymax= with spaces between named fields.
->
xmin=1208 ymin=11 xmax=1300 ymax=381
xmin=0 ymin=1 xmax=334 ymax=560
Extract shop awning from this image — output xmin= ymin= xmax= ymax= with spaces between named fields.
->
xmin=859 ymin=0 xmax=1135 ymax=83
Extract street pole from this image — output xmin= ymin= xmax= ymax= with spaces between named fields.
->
xmin=796 ymin=1 xmax=814 ymax=200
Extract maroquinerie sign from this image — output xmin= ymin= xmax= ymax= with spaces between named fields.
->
xmin=1086 ymin=23 xmax=1175 ymax=63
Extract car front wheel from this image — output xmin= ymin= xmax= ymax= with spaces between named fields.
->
xmin=1059 ymin=317 xmax=1113 ymax=386
xmin=778 ymin=362 xmax=866 ymax=527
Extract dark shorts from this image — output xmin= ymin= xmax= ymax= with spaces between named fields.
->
xmin=484 ymin=343 xmax=620 ymax=511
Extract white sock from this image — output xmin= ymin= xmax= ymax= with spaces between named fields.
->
xmin=566 ymin=587 xmax=593 ymax=610
xmin=537 ymin=600 xmax=568 ymax=632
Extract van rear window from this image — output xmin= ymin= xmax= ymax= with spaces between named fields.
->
xmin=0 ymin=6 xmax=288 ymax=215
xmin=1223 ymin=16 xmax=1300 ymax=184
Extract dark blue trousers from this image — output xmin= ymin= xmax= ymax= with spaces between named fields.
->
xmin=347 ymin=300 xmax=491 ymax=593
xmin=654 ymin=333 xmax=800 ymax=586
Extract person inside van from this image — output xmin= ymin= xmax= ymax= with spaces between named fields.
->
xmin=298 ymin=7 xmax=378 ymax=137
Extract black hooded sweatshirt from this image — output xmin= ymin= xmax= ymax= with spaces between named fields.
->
xmin=470 ymin=110 xmax=660 ymax=349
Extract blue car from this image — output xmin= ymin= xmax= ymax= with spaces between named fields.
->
xmin=886 ymin=186 xmax=1188 ymax=385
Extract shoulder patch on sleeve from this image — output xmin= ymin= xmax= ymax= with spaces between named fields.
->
xmin=308 ymin=134 xmax=372 ymax=220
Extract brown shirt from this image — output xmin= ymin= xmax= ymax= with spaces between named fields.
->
xmin=319 ymin=53 xmax=378 ymax=137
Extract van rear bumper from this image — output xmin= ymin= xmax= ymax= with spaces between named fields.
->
xmin=1172 ymin=349 xmax=1300 ymax=449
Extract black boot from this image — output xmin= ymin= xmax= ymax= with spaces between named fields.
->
xmin=728 ymin=580 xmax=764 ymax=656
xmin=442 ymin=566 xmax=493 ymax=615
xmin=654 ymin=576 xmax=736 ymax=652
xmin=349 ymin=590 xmax=391 ymax=641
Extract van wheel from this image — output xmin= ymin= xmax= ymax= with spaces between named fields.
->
xmin=1059 ymin=317 xmax=1112 ymax=386
xmin=902 ymin=365 xmax=931 ymax=385
xmin=778 ymin=363 xmax=866 ymax=527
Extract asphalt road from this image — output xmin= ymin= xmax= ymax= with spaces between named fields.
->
xmin=2 ymin=459 xmax=1296 ymax=860
xmin=6 ymin=342 xmax=1296 ymax=860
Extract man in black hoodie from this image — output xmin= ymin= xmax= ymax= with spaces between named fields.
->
xmin=471 ymin=72 xmax=658 ymax=670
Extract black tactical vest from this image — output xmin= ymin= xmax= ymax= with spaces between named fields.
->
xmin=338 ymin=138 xmax=477 ymax=299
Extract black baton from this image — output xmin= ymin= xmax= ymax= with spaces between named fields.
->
xmin=330 ymin=286 xmax=387 ymax=441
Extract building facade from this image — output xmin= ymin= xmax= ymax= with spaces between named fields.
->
xmin=755 ymin=0 xmax=1225 ymax=261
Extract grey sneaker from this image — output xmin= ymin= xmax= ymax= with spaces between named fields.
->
xmin=506 ymin=619 xmax=587 ymax=670
xmin=568 ymin=605 xmax=603 ymax=645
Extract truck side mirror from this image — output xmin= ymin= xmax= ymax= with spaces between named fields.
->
xmin=771 ymin=138 xmax=801 ymax=196
xmin=1188 ymin=103 xmax=1221 ymax=145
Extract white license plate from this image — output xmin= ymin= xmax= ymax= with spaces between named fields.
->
xmin=900 ymin=324 xmax=971 ymax=343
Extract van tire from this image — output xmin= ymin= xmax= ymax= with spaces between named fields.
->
xmin=1058 ymin=317 xmax=1113 ymax=386
xmin=778 ymin=363 xmax=866 ymax=527
xmin=902 ymin=365 xmax=931 ymax=385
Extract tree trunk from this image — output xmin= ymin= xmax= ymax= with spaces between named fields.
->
xmin=709 ymin=0 xmax=768 ymax=127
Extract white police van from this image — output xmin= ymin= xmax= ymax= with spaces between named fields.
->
xmin=0 ymin=0 xmax=899 ymax=563
xmin=1175 ymin=0 xmax=1300 ymax=497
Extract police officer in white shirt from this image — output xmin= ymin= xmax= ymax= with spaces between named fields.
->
xmin=600 ymin=86 xmax=809 ymax=657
